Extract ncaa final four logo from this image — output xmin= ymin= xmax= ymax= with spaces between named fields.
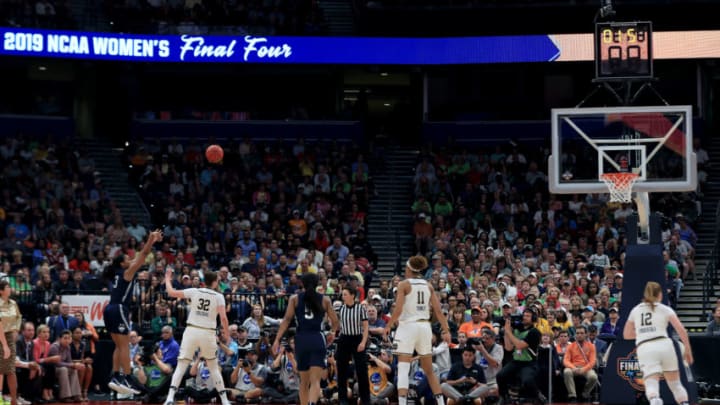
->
xmin=617 ymin=349 xmax=645 ymax=391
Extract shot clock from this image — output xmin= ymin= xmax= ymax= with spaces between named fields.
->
xmin=595 ymin=21 xmax=653 ymax=81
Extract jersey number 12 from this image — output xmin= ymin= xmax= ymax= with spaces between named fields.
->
xmin=641 ymin=312 xmax=652 ymax=326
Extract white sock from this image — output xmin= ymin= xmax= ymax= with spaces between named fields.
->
xmin=206 ymin=358 xmax=231 ymax=405
xmin=399 ymin=396 xmax=407 ymax=405
xmin=435 ymin=394 xmax=445 ymax=405
xmin=167 ymin=358 xmax=191 ymax=402
xmin=166 ymin=386 xmax=177 ymax=403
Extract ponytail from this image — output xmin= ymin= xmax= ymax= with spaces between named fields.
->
xmin=301 ymin=273 xmax=322 ymax=316
xmin=643 ymin=281 xmax=662 ymax=311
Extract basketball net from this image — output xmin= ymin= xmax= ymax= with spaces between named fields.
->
xmin=600 ymin=172 xmax=639 ymax=203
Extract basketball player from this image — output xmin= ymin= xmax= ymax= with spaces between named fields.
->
xmin=384 ymin=256 xmax=451 ymax=405
xmin=104 ymin=230 xmax=163 ymax=395
xmin=623 ymin=281 xmax=694 ymax=405
xmin=163 ymin=267 xmax=232 ymax=405
xmin=272 ymin=273 xmax=339 ymax=405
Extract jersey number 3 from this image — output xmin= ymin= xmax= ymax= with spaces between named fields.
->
xmin=197 ymin=298 xmax=211 ymax=311
xmin=641 ymin=312 xmax=652 ymax=326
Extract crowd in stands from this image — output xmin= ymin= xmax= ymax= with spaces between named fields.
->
xmin=0 ymin=0 xmax=74 ymax=29
xmin=0 ymin=131 xmax=709 ymax=404
xmin=406 ymin=139 xmax=703 ymax=401
xmin=105 ymin=0 xmax=327 ymax=36
xmin=2 ymin=133 xmax=382 ymax=403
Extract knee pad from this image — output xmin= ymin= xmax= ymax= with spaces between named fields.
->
xmin=644 ymin=377 xmax=660 ymax=400
xmin=667 ymin=379 xmax=688 ymax=403
xmin=397 ymin=362 xmax=411 ymax=391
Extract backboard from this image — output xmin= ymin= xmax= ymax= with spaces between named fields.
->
xmin=549 ymin=105 xmax=696 ymax=195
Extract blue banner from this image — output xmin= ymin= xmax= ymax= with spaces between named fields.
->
xmin=0 ymin=28 xmax=562 ymax=64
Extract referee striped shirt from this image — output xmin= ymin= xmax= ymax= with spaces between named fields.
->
xmin=339 ymin=303 xmax=368 ymax=336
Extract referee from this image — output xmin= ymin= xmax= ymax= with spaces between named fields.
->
xmin=336 ymin=286 xmax=370 ymax=405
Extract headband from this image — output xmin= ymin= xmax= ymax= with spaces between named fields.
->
xmin=406 ymin=260 xmax=423 ymax=273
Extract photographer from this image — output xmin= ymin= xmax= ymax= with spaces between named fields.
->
xmin=132 ymin=343 xmax=174 ymax=403
xmin=321 ymin=346 xmax=345 ymax=404
xmin=496 ymin=308 xmax=541 ymax=403
xmin=441 ymin=346 xmax=487 ymax=405
xmin=355 ymin=349 xmax=394 ymax=405
xmin=263 ymin=337 xmax=300 ymax=403
xmin=230 ymin=350 xmax=267 ymax=401
xmin=186 ymin=355 xmax=220 ymax=403
xmin=473 ymin=328 xmax=503 ymax=397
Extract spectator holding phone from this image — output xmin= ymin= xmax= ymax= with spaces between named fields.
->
xmin=441 ymin=346 xmax=487 ymax=405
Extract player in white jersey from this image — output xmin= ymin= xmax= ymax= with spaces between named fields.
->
xmin=384 ymin=256 xmax=451 ymax=405
xmin=623 ymin=281 xmax=693 ymax=405
xmin=163 ymin=267 xmax=232 ymax=405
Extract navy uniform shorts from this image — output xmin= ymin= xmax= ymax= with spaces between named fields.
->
xmin=295 ymin=332 xmax=327 ymax=371
xmin=103 ymin=304 xmax=131 ymax=335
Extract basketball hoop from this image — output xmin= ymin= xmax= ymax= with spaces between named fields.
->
xmin=600 ymin=172 xmax=639 ymax=203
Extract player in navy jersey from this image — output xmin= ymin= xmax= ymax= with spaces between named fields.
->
xmin=273 ymin=273 xmax=339 ymax=405
xmin=103 ymin=230 xmax=163 ymax=395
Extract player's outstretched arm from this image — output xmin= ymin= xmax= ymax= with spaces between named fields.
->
xmin=219 ymin=303 xmax=230 ymax=343
xmin=125 ymin=230 xmax=162 ymax=281
xmin=272 ymin=295 xmax=298 ymax=355
xmin=165 ymin=266 xmax=186 ymax=299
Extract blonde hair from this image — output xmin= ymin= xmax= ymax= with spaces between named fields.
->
xmin=407 ymin=256 xmax=428 ymax=273
xmin=643 ymin=281 xmax=662 ymax=311
xmin=37 ymin=324 xmax=50 ymax=338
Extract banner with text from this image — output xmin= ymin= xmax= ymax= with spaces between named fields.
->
xmin=63 ymin=295 xmax=110 ymax=327
xmin=2 ymin=28 xmax=720 ymax=65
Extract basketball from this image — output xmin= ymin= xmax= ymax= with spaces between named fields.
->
xmin=205 ymin=144 xmax=224 ymax=163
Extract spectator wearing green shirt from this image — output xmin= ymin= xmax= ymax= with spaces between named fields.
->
xmin=448 ymin=155 xmax=470 ymax=181
xmin=9 ymin=268 xmax=32 ymax=295
xmin=131 ymin=344 xmax=174 ymax=403
xmin=412 ymin=195 xmax=433 ymax=216
xmin=434 ymin=194 xmax=454 ymax=217
xmin=151 ymin=302 xmax=177 ymax=335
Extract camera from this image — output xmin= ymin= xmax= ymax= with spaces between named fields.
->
xmin=508 ymin=314 xmax=523 ymax=329
xmin=242 ymin=359 xmax=250 ymax=368
xmin=467 ymin=338 xmax=481 ymax=347
xmin=139 ymin=344 xmax=157 ymax=365
xmin=498 ymin=315 xmax=524 ymax=337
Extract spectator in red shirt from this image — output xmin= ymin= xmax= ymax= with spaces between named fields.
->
xmin=69 ymin=251 xmax=90 ymax=273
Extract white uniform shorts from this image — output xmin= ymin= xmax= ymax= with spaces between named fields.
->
xmin=393 ymin=321 xmax=432 ymax=356
xmin=179 ymin=325 xmax=219 ymax=360
xmin=637 ymin=337 xmax=678 ymax=377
